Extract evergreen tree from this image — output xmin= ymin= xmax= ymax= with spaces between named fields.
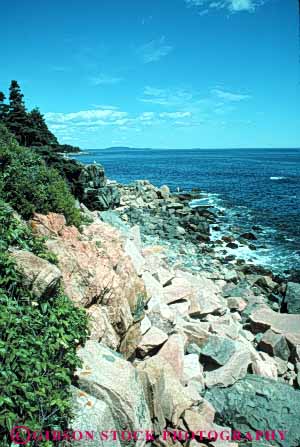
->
xmin=1 ymin=80 xmax=80 ymax=152
xmin=29 ymin=107 xmax=58 ymax=146
xmin=0 ymin=92 xmax=8 ymax=122
xmin=6 ymin=80 xmax=31 ymax=146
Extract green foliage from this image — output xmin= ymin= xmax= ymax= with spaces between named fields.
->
xmin=27 ymin=108 xmax=58 ymax=147
xmin=0 ymin=201 xmax=89 ymax=446
xmin=0 ymin=200 xmax=57 ymax=263
xmin=0 ymin=121 xmax=19 ymax=148
xmin=0 ymin=127 xmax=82 ymax=227
xmin=33 ymin=145 xmax=85 ymax=198
xmin=0 ymin=81 xmax=80 ymax=153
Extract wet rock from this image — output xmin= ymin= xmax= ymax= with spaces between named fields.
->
xmin=205 ymin=374 xmax=300 ymax=447
xmin=240 ymin=232 xmax=257 ymax=241
xmin=224 ymin=269 xmax=239 ymax=283
xmin=226 ymin=242 xmax=239 ymax=249
xmin=254 ymin=275 xmax=278 ymax=292
xmin=10 ymin=250 xmax=61 ymax=298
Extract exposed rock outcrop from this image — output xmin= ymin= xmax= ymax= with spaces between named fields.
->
xmin=205 ymin=374 xmax=300 ymax=447
xmin=30 ymin=212 xmax=147 ymax=356
xmin=10 ymin=249 xmax=61 ymax=298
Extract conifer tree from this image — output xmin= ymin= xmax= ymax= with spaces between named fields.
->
xmin=29 ymin=108 xmax=58 ymax=146
xmin=0 ymin=92 xmax=8 ymax=122
xmin=6 ymin=80 xmax=31 ymax=145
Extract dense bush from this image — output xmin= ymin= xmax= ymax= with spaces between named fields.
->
xmin=33 ymin=145 xmax=85 ymax=198
xmin=0 ymin=201 xmax=89 ymax=446
xmin=0 ymin=125 xmax=82 ymax=227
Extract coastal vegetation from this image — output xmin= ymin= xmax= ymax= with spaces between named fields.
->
xmin=0 ymin=81 xmax=79 ymax=153
xmin=0 ymin=84 xmax=88 ymax=445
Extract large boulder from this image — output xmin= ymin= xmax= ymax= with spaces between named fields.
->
xmin=84 ymin=185 xmax=121 ymax=211
xmin=78 ymin=163 xmax=106 ymax=189
xmin=137 ymin=356 xmax=192 ymax=432
xmin=204 ymin=341 xmax=252 ymax=388
xmin=10 ymin=250 xmax=61 ymax=298
xmin=258 ymin=329 xmax=290 ymax=361
xmin=137 ymin=327 xmax=168 ymax=358
xmin=30 ymin=213 xmax=147 ymax=354
xmin=285 ymin=282 xmax=300 ymax=314
xmin=250 ymin=305 xmax=300 ymax=354
xmin=200 ymin=335 xmax=237 ymax=367
xmin=205 ymin=374 xmax=300 ymax=447
xmin=75 ymin=341 xmax=152 ymax=446
xmin=71 ymin=386 xmax=121 ymax=447
xmin=167 ymin=270 xmax=227 ymax=317
xmin=157 ymin=333 xmax=186 ymax=380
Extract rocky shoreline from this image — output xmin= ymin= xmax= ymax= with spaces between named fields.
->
xmin=13 ymin=162 xmax=300 ymax=446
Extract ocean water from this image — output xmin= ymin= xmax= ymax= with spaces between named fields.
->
xmin=72 ymin=148 xmax=300 ymax=275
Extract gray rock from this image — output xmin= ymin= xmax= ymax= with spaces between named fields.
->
xmin=200 ymin=335 xmax=236 ymax=367
xmin=258 ymin=329 xmax=291 ymax=361
xmin=250 ymin=305 xmax=300 ymax=353
xmin=79 ymin=163 xmax=106 ymax=189
xmin=100 ymin=210 xmax=129 ymax=234
xmin=204 ymin=344 xmax=251 ymax=388
xmin=205 ymin=374 xmax=300 ymax=447
xmin=224 ymin=270 xmax=238 ymax=283
xmin=71 ymin=386 xmax=121 ymax=447
xmin=85 ymin=185 xmax=121 ymax=211
xmin=285 ymin=282 xmax=300 ymax=314
xmin=158 ymin=185 xmax=170 ymax=199
xmin=274 ymin=357 xmax=288 ymax=376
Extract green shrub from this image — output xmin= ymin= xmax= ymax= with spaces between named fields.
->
xmin=0 ymin=200 xmax=56 ymax=263
xmin=0 ymin=201 xmax=89 ymax=446
xmin=0 ymin=128 xmax=82 ymax=227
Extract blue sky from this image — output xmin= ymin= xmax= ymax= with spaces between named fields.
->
xmin=0 ymin=0 xmax=299 ymax=149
